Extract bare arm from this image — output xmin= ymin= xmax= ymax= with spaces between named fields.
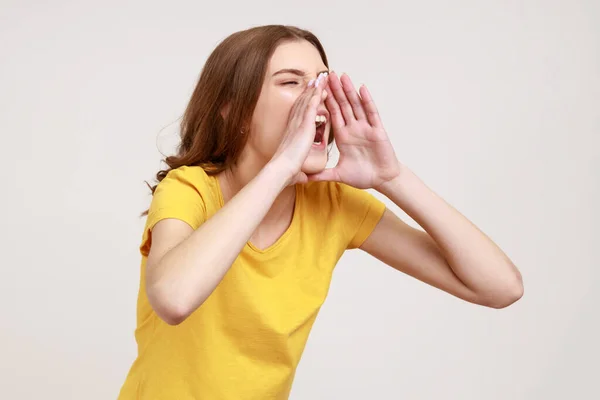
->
xmin=146 ymin=163 xmax=288 ymax=325
xmin=305 ymin=72 xmax=522 ymax=308
xmin=361 ymin=165 xmax=524 ymax=309
xmin=145 ymin=74 xmax=329 ymax=325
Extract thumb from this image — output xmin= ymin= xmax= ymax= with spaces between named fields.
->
xmin=290 ymin=171 xmax=308 ymax=186
xmin=306 ymin=168 xmax=341 ymax=183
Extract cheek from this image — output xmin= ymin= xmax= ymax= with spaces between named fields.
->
xmin=274 ymin=91 xmax=302 ymax=133
xmin=255 ymin=93 xmax=298 ymax=142
xmin=248 ymin=87 xmax=305 ymax=158
xmin=280 ymin=90 xmax=298 ymax=102
xmin=272 ymin=91 xmax=298 ymax=125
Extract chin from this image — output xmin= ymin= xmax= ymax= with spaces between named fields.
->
xmin=301 ymin=150 xmax=328 ymax=175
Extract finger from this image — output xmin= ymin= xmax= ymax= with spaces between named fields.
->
xmin=301 ymin=73 xmax=328 ymax=125
xmin=285 ymin=73 xmax=328 ymax=143
xmin=358 ymin=85 xmax=383 ymax=128
xmin=293 ymin=172 xmax=308 ymax=185
xmin=328 ymin=71 xmax=356 ymax=123
xmin=292 ymin=73 xmax=325 ymax=121
xmin=339 ymin=73 xmax=366 ymax=121
xmin=297 ymin=77 xmax=320 ymax=110
xmin=288 ymin=85 xmax=312 ymax=125
xmin=324 ymin=86 xmax=345 ymax=130
xmin=314 ymin=71 xmax=329 ymax=89
xmin=306 ymin=168 xmax=341 ymax=182
xmin=299 ymin=93 xmax=321 ymax=139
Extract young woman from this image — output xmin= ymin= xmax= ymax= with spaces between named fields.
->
xmin=118 ymin=25 xmax=523 ymax=399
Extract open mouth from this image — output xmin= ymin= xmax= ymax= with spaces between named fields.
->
xmin=313 ymin=114 xmax=327 ymax=145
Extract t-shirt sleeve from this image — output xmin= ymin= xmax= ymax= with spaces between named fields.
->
xmin=140 ymin=168 xmax=208 ymax=256
xmin=336 ymin=183 xmax=387 ymax=249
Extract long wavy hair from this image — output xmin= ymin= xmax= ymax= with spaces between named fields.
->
xmin=142 ymin=25 xmax=331 ymax=215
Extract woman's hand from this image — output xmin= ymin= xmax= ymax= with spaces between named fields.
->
xmin=308 ymin=71 xmax=401 ymax=190
xmin=270 ymin=72 xmax=329 ymax=186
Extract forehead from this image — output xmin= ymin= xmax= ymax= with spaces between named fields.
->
xmin=266 ymin=40 xmax=327 ymax=75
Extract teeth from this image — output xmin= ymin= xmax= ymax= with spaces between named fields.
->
xmin=315 ymin=115 xmax=327 ymax=125
xmin=313 ymin=115 xmax=325 ymax=145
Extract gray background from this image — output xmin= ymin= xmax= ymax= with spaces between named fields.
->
xmin=1 ymin=0 xmax=598 ymax=399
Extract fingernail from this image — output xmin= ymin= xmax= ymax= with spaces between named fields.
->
xmin=308 ymin=79 xmax=315 ymax=87
xmin=316 ymin=72 xmax=328 ymax=87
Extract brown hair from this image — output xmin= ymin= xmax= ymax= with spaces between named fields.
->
xmin=142 ymin=25 xmax=331 ymax=214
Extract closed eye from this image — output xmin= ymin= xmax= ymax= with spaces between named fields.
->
xmin=283 ymin=81 xmax=299 ymax=86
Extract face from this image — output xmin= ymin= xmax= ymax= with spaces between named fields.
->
xmin=247 ymin=40 xmax=330 ymax=175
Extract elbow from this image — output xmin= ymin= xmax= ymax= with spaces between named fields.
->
xmin=158 ymin=306 xmax=190 ymax=326
xmin=489 ymin=285 xmax=523 ymax=309
xmin=146 ymin=284 xmax=196 ymax=326
xmin=486 ymin=275 xmax=524 ymax=309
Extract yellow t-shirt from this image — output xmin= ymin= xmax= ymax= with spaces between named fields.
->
xmin=118 ymin=165 xmax=386 ymax=400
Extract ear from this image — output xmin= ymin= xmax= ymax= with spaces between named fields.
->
xmin=220 ymin=102 xmax=230 ymax=120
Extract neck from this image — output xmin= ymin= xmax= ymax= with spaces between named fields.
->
xmin=217 ymin=151 xmax=295 ymax=221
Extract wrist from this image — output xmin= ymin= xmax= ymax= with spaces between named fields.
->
xmin=267 ymin=156 xmax=300 ymax=185
xmin=375 ymin=163 xmax=410 ymax=198
xmin=262 ymin=158 xmax=294 ymax=191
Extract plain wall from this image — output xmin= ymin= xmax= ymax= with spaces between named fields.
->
xmin=1 ymin=0 xmax=598 ymax=398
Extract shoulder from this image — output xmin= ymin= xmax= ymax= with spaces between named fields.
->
xmin=301 ymin=181 xmax=386 ymax=249
xmin=302 ymin=181 xmax=384 ymax=211
xmin=151 ymin=165 xmax=222 ymax=208
xmin=146 ymin=165 xmax=218 ymax=230
xmin=156 ymin=165 xmax=213 ymax=194
xmin=140 ymin=166 xmax=216 ymax=255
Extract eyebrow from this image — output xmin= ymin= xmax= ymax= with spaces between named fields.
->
xmin=272 ymin=68 xmax=329 ymax=77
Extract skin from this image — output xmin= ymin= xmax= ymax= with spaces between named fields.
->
xmin=219 ymin=40 xmax=332 ymax=249
xmin=316 ymin=72 xmax=524 ymax=308
xmin=145 ymin=40 xmax=524 ymax=325
xmin=247 ymin=40 xmax=331 ymax=176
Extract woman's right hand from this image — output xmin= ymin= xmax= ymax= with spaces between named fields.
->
xmin=146 ymin=72 xmax=329 ymax=325
xmin=271 ymin=72 xmax=329 ymax=186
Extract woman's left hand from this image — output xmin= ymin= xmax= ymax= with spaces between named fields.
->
xmin=308 ymin=71 xmax=402 ymax=190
